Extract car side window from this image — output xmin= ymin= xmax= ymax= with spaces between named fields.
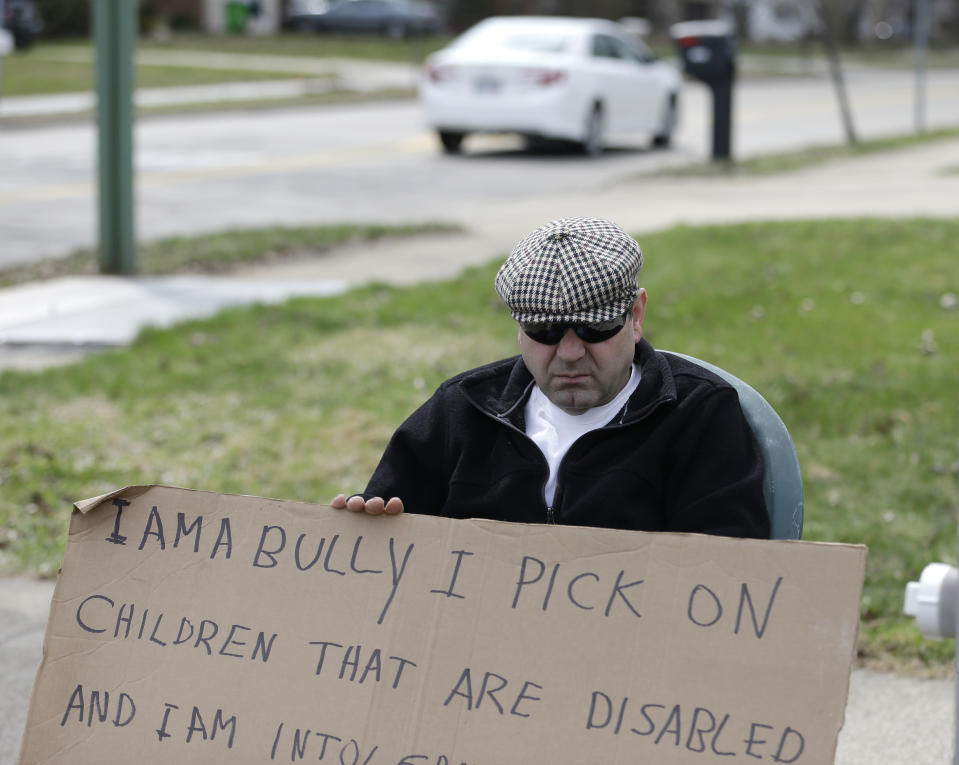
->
xmin=623 ymin=36 xmax=657 ymax=64
xmin=606 ymin=34 xmax=654 ymax=65
xmin=345 ymin=0 xmax=375 ymax=15
xmin=328 ymin=0 xmax=356 ymax=15
xmin=591 ymin=34 xmax=624 ymax=60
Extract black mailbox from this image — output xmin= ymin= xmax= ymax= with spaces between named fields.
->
xmin=670 ymin=20 xmax=736 ymax=160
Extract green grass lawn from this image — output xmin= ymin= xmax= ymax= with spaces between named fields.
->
xmin=0 ymin=223 xmax=461 ymax=288
xmin=0 ymin=34 xmax=444 ymax=97
xmin=1 ymin=218 xmax=957 ymax=674
xmin=655 ymin=128 xmax=959 ymax=178
xmin=0 ymin=46 xmax=318 ymax=97
xmin=138 ymin=30 xmax=451 ymax=61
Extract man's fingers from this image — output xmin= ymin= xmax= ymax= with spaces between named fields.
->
xmin=345 ymin=495 xmax=369 ymax=512
xmin=331 ymin=495 xmax=403 ymax=516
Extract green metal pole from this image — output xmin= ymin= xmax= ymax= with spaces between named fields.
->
xmin=93 ymin=0 xmax=137 ymax=275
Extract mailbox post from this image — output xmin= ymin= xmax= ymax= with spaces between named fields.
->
xmin=670 ymin=19 xmax=736 ymax=161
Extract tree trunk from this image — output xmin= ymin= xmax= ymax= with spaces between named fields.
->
xmin=815 ymin=0 xmax=858 ymax=145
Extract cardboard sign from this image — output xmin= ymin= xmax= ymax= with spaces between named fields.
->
xmin=20 ymin=486 xmax=866 ymax=764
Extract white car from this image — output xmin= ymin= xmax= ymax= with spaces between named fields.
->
xmin=419 ymin=16 xmax=682 ymax=155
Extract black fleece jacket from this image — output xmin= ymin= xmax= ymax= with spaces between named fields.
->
xmin=364 ymin=339 xmax=769 ymax=538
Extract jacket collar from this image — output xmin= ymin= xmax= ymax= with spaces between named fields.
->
xmin=462 ymin=338 xmax=678 ymax=426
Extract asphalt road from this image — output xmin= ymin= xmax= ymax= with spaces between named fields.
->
xmin=2 ymin=66 xmax=959 ymax=267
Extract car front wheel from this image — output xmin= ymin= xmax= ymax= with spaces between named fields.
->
xmin=580 ymin=104 xmax=605 ymax=156
xmin=438 ymin=131 xmax=465 ymax=154
xmin=652 ymin=94 xmax=678 ymax=149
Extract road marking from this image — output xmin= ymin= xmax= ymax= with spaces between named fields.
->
xmin=0 ymin=134 xmax=441 ymax=204
xmin=0 ymin=182 xmax=94 ymax=205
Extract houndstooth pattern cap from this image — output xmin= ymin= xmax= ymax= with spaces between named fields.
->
xmin=495 ymin=217 xmax=643 ymax=324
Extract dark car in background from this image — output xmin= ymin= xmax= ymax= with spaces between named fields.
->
xmin=306 ymin=0 xmax=445 ymax=38
xmin=2 ymin=0 xmax=43 ymax=49
xmin=284 ymin=0 xmax=331 ymax=31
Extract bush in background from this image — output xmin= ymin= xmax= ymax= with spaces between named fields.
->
xmin=445 ymin=0 xmax=644 ymax=32
xmin=35 ymin=0 xmax=90 ymax=37
xmin=33 ymin=0 xmax=200 ymax=39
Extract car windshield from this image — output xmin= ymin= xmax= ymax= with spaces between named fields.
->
xmin=454 ymin=24 xmax=572 ymax=54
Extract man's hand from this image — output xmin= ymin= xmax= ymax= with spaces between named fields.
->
xmin=331 ymin=494 xmax=404 ymax=515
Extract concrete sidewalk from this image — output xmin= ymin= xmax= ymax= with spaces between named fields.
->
xmin=0 ymin=52 xmax=420 ymax=120
xmin=0 ymin=273 xmax=352 ymax=344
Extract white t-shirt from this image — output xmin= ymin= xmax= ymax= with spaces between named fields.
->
xmin=524 ymin=364 xmax=641 ymax=507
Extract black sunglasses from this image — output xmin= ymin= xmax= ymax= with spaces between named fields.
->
xmin=520 ymin=311 xmax=631 ymax=345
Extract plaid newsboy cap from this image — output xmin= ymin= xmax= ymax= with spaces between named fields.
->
xmin=495 ymin=217 xmax=643 ymax=324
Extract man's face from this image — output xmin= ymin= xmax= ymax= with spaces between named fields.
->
xmin=518 ymin=290 xmax=647 ymax=415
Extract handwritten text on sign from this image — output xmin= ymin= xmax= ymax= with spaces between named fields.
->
xmin=19 ymin=486 xmax=866 ymax=765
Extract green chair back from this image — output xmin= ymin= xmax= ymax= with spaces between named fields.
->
xmin=664 ymin=352 xmax=804 ymax=540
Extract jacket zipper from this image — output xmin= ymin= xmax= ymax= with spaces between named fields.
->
xmin=545 ymin=404 xmax=628 ymax=525
xmin=486 ymin=406 xmax=643 ymax=525
xmin=469 ymin=385 xmax=670 ymax=525
xmin=483 ymin=410 xmax=555 ymax=523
